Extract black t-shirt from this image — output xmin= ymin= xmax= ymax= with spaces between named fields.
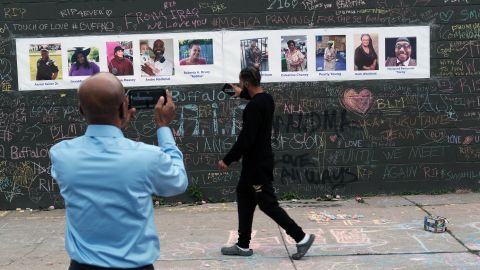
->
xmin=223 ymin=92 xmax=274 ymax=184
xmin=36 ymin=59 xmax=59 ymax=80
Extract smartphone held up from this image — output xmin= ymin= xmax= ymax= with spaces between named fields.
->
xmin=127 ymin=88 xmax=167 ymax=110
xmin=221 ymin=83 xmax=236 ymax=96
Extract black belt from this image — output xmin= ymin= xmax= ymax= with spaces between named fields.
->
xmin=69 ymin=260 xmax=154 ymax=270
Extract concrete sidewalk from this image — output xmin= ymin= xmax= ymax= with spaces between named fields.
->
xmin=1 ymin=193 xmax=480 ymax=270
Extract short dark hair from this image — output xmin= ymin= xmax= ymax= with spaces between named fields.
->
xmin=189 ymin=40 xmax=201 ymax=48
xmin=287 ymin=40 xmax=296 ymax=46
xmin=240 ymin=67 xmax=261 ymax=87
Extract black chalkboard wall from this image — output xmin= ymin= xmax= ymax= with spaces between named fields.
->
xmin=1 ymin=0 xmax=480 ymax=209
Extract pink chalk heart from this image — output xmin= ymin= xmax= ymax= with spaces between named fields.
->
xmin=329 ymin=135 xmax=337 ymax=142
xmin=341 ymin=88 xmax=374 ymax=115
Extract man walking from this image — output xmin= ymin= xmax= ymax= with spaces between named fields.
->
xmin=218 ymin=67 xmax=315 ymax=260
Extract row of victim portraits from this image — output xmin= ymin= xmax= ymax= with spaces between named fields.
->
xmin=16 ymin=26 xmax=430 ymax=90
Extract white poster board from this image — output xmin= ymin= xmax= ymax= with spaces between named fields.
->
xmin=16 ymin=26 xmax=429 ymax=90
xmin=16 ymin=31 xmax=223 ymax=90
xmin=223 ymin=26 xmax=430 ymax=83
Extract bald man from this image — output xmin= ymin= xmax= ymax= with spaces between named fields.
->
xmin=141 ymin=39 xmax=174 ymax=76
xmin=49 ymin=72 xmax=188 ymax=270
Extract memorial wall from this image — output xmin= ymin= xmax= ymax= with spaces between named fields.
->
xmin=0 ymin=0 xmax=479 ymax=209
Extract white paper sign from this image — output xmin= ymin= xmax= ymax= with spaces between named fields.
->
xmin=16 ymin=26 xmax=429 ymax=90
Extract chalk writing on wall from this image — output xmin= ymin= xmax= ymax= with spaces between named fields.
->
xmin=0 ymin=0 xmax=479 ymax=209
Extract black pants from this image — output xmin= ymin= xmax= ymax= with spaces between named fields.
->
xmin=69 ymin=260 xmax=154 ymax=270
xmin=236 ymin=179 xmax=305 ymax=248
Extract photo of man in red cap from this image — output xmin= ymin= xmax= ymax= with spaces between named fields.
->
xmin=108 ymin=44 xmax=134 ymax=76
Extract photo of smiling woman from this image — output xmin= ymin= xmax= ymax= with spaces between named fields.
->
xmin=354 ymin=33 xmax=378 ymax=71
xmin=281 ymin=36 xmax=307 ymax=72
xmin=179 ymin=39 xmax=213 ymax=65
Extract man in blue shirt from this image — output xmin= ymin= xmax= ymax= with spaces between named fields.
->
xmin=50 ymin=72 xmax=188 ymax=270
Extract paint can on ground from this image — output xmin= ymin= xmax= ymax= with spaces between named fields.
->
xmin=424 ymin=216 xmax=448 ymax=233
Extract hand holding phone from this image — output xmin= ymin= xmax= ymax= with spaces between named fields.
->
xmin=222 ymin=83 xmax=235 ymax=96
xmin=222 ymin=83 xmax=241 ymax=97
xmin=154 ymin=89 xmax=175 ymax=128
